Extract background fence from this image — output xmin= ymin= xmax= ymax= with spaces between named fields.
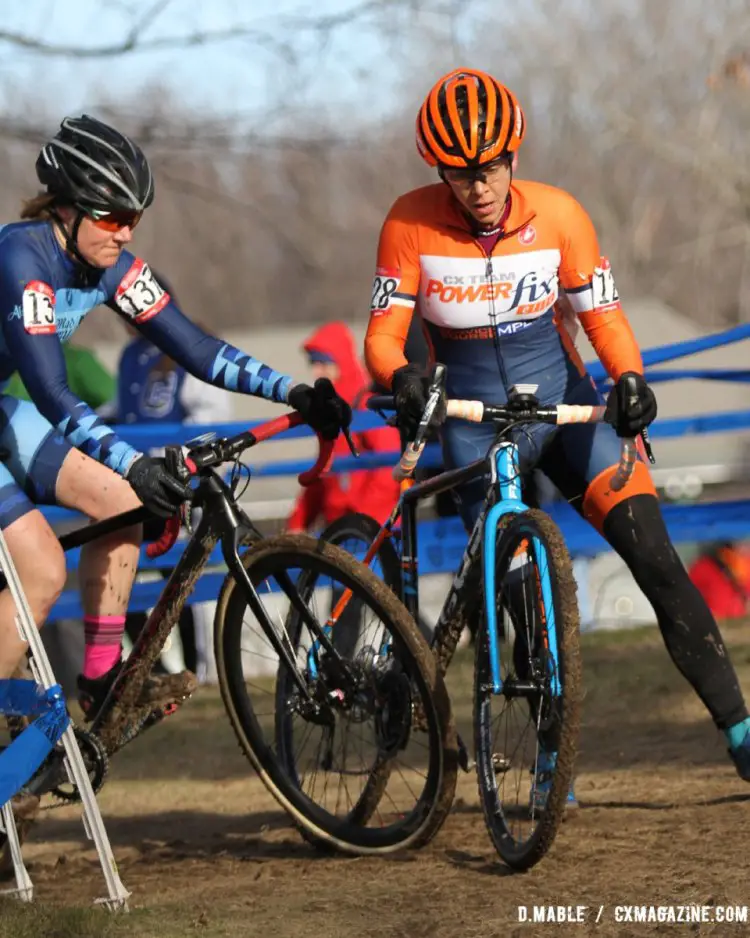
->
xmin=41 ymin=323 xmax=750 ymax=630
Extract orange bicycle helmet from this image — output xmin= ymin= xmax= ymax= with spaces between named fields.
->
xmin=416 ymin=68 xmax=525 ymax=168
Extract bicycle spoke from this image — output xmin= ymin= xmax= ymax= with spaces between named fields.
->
xmin=222 ymin=542 xmax=447 ymax=841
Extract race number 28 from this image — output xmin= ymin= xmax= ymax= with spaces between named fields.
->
xmin=370 ymin=268 xmax=401 ymax=313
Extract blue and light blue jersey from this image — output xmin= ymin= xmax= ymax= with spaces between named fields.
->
xmin=0 ymin=220 xmax=293 ymax=475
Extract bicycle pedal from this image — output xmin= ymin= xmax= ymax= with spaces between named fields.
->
xmin=114 ymin=700 xmax=185 ymax=752
xmin=137 ymin=700 xmax=184 ymax=730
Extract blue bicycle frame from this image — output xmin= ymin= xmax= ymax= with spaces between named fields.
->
xmin=357 ymin=434 xmax=563 ymax=702
xmin=306 ymin=430 xmax=563 ymax=704
xmin=481 ymin=441 xmax=560 ymax=698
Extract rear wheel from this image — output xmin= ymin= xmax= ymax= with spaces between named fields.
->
xmin=474 ymin=510 xmax=582 ymax=871
xmin=214 ymin=534 xmax=458 ymax=854
xmin=320 ymin=512 xmax=433 ymax=643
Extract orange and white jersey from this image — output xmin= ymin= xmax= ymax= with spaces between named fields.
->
xmin=365 ymin=179 xmax=642 ymax=401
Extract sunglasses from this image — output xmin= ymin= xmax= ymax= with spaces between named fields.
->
xmin=88 ymin=209 xmax=143 ymax=231
xmin=442 ymin=159 xmax=510 ymax=186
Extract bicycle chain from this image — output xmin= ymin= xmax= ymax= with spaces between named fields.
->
xmin=41 ymin=725 xmax=109 ymax=811
xmin=39 ymin=698 xmax=187 ymax=811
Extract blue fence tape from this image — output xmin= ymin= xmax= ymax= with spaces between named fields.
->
xmin=587 ymin=321 xmax=750 ymax=381
xmin=639 ymin=368 xmax=750 ymax=384
xmin=44 ymin=497 xmax=750 ymax=621
xmin=35 ymin=404 xmax=750 ymax=530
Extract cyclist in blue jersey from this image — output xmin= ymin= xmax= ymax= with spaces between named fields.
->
xmin=0 ymin=115 xmax=351 ymax=718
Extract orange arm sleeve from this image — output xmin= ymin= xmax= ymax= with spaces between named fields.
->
xmin=365 ymin=311 xmax=412 ymax=390
xmin=558 ymin=193 xmax=643 ymax=382
xmin=578 ymin=307 xmax=643 ymax=382
xmin=364 ymin=201 xmax=421 ymax=390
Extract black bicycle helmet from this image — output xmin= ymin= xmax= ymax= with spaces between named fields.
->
xmin=36 ymin=115 xmax=154 ymax=214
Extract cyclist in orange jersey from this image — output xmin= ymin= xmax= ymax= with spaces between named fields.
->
xmin=365 ymin=67 xmax=750 ymax=807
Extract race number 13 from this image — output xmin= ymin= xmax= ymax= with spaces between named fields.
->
xmin=115 ymin=259 xmax=170 ymax=323
xmin=22 ymin=281 xmax=56 ymax=335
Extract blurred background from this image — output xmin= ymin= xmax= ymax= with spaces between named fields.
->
xmin=4 ymin=1 xmax=750 ymax=340
xmin=6 ymin=0 xmax=750 ymax=649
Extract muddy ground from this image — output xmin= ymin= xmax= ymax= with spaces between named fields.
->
xmin=3 ymin=622 xmax=750 ymax=938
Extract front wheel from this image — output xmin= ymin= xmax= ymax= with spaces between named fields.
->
xmin=474 ymin=510 xmax=582 ymax=871
xmin=214 ymin=534 xmax=458 ymax=855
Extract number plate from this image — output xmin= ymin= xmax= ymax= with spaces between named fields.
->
xmin=22 ymin=281 xmax=56 ymax=335
xmin=114 ymin=259 xmax=170 ymax=323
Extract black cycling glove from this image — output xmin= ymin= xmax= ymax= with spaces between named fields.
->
xmin=391 ymin=364 xmax=427 ymax=441
xmin=125 ymin=454 xmax=193 ymax=519
xmin=391 ymin=363 xmax=447 ymax=442
xmin=604 ymin=371 xmax=657 ymax=438
xmin=288 ymin=377 xmax=352 ymax=440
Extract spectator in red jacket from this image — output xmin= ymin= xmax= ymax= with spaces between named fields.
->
xmin=688 ymin=541 xmax=750 ymax=620
xmin=287 ymin=322 xmax=400 ymax=532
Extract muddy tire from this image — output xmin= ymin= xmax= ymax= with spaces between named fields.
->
xmin=474 ymin=510 xmax=582 ymax=871
xmin=214 ymin=534 xmax=458 ymax=855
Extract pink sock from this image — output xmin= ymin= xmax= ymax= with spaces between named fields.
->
xmin=83 ymin=615 xmax=126 ymax=680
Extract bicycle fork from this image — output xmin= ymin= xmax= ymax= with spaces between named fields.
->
xmin=222 ymin=525 xmax=366 ymax=726
xmin=482 ymin=441 xmax=561 ymax=697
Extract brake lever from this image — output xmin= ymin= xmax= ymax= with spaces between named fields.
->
xmin=640 ymin=428 xmax=656 ymax=464
xmin=622 ymin=374 xmax=656 ymax=465
xmin=163 ymin=443 xmax=195 ymax=534
xmin=410 ymin=362 xmax=447 ymax=450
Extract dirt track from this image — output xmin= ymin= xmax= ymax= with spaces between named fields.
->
xmin=9 ymin=623 xmax=750 ymax=938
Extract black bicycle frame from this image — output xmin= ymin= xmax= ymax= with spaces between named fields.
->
xmin=397 ymin=456 xmax=487 ymax=625
xmin=51 ymin=467 xmax=342 ymax=750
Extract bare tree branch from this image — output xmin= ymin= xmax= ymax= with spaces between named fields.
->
xmin=157 ymin=168 xmax=319 ymax=272
xmin=605 ymin=106 xmax=750 ymax=215
xmin=0 ymin=0 xmax=401 ymax=58
xmin=0 ymin=112 xmax=376 ymax=155
xmin=129 ymin=0 xmax=173 ymax=37
xmin=0 ymin=24 xmax=286 ymax=58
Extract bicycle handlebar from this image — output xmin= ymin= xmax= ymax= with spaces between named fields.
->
xmin=367 ymin=395 xmax=637 ymax=491
xmin=231 ymin=412 xmax=334 ymax=485
xmin=146 ymin=515 xmax=182 ymax=560
xmin=145 ymin=412 xmax=335 ymax=559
